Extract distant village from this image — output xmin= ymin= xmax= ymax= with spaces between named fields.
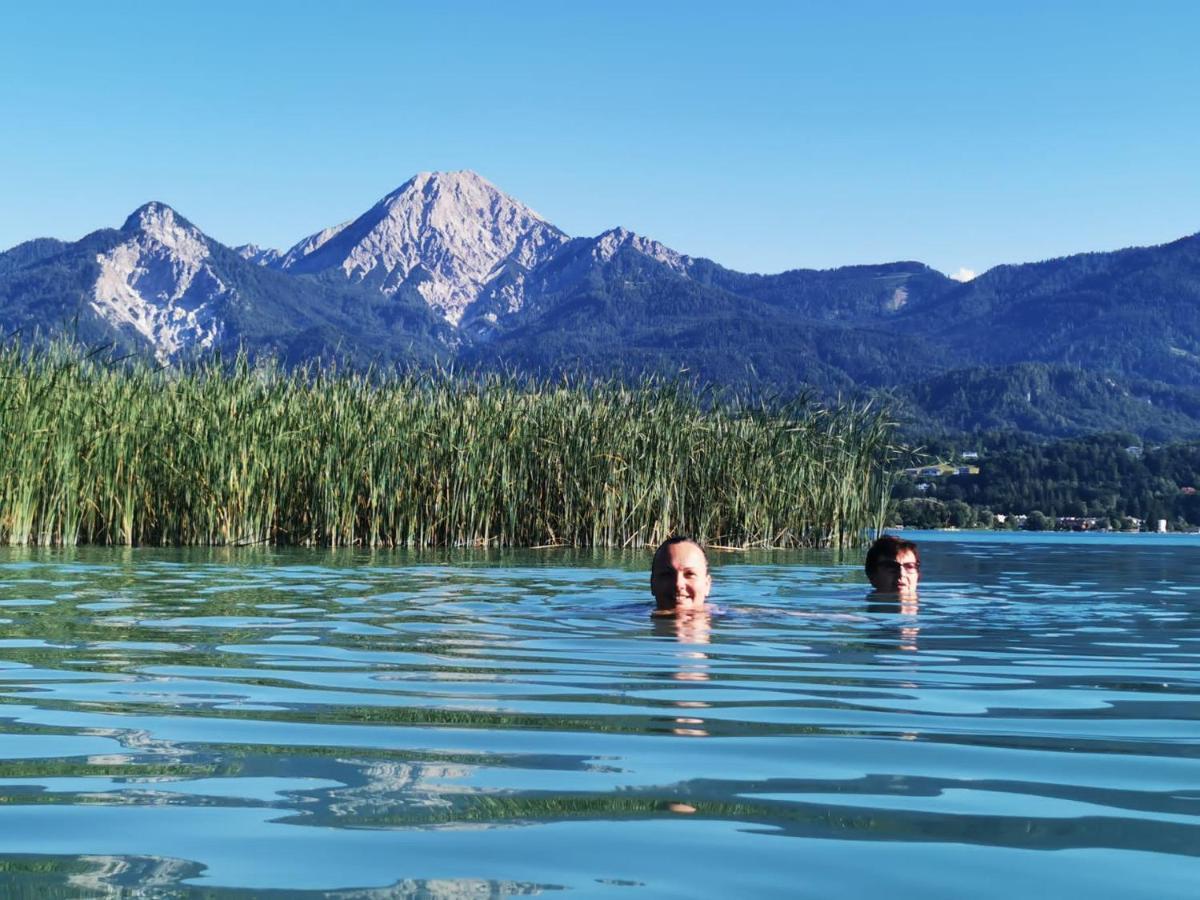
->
xmin=895 ymin=445 xmax=1187 ymax=533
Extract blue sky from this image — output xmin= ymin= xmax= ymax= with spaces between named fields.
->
xmin=2 ymin=1 xmax=1198 ymax=278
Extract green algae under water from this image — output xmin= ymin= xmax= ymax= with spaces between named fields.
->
xmin=0 ymin=533 xmax=1196 ymax=897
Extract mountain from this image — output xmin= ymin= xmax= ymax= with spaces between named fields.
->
xmin=461 ymin=221 xmax=1200 ymax=436
xmin=453 ymin=223 xmax=953 ymax=394
xmin=5 ymin=170 xmax=1200 ymax=440
xmin=273 ymin=170 xmax=569 ymax=326
xmin=915 ymin=233 xmax=1200 ymax=385
xmin=460 ymin=227 xmax=693 ymax=337
xmin=0 ymin=227 xmax=124 ymax=347
xmin=892 ymin=363 xmax=1200 ymax=440
xmin=0 ymin=238 xmax=69 ymax=276
xmin=686 ymin=259 xmax=956 ymax=323
xmin=0 ymin=203 xmax=448 ymax=364
xmin=234 ymin=243 xmax=282 ymax=267
xmin=89 ymin=203 xmax=236 ymax=357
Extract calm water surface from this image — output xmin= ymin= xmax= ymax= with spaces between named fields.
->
xmin=0 ymin=532 xmax=1197 ymax=897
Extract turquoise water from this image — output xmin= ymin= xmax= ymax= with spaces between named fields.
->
xmin=0 ymin=533 xmax=1196 ymax=897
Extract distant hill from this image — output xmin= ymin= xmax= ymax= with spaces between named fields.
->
xmin=916 ymin=233 xmax=1200 ymax=386
xmin=686 ymin=258 xmax=956 ymax=322
xmin=892 ymin=363 xmax=1200 ymax=440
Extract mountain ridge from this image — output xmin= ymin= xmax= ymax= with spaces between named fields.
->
xmin=3 ymin=171 xmax=1200 ymax=439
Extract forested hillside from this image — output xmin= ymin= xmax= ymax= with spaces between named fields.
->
xmin=893 ymin=432 xmax=1200 ymax=527
xmin=891 ymin=363 xmax=1200 ymax=440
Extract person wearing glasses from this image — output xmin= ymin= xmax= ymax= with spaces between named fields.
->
xmin=865 ymin=535 xmax=920 ymax=599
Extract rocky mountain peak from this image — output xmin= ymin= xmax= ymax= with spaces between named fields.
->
xmin=120 ymin=203 xmax=207 ymax=256
xmin=93 ymin=203 xmax=230 ymax=361
xmin=279 ymin=170 xmax=569 ymax=325
xmin=592 ymin=227 xmax=692 ymax=274
xmin=235 ymin=243 xmax=282 ymax=267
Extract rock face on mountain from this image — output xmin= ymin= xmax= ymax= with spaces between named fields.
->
xmin=458 ymin=227 xmax=697 ymax=338
xmin=91 ymin=203 xmax=232 ymax=360
xmin=0 ymin=203 xmax=449 ymax=365
xmin=274 ymin=171 xmax=569 ymax=325
xmin=234 ymin=243 xmax=282 ymax=267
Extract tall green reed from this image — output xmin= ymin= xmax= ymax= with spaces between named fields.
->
xmin=0 ymin=343 xmax=900 ymax=549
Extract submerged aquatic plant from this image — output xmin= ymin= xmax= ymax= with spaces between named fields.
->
xmin=0 ymin=342 xmax=900 ymax=549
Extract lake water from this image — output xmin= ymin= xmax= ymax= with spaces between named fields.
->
xmin=0 ymin=532 xmax=1196 ymax=897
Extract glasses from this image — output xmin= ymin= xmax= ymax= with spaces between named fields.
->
xmin=876 ymin=561 xmax=920 ymax=573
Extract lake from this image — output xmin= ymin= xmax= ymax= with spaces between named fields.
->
xmin=0 ymin=532 xmax=1196 ymax=897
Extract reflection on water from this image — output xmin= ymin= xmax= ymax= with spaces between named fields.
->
xmin=0 ymin=852 xmax=559 ymax=899
xmin=866 ymin=594 xmax=921 ymax=651
xmin=652 ymin=610 xmax=712 ymax=741
xmin=0 ymin=535 xmax=1196 ymax=897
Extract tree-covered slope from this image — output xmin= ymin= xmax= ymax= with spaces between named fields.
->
xmin=460 ymin=241 xmax=948 ymax=396
xmin=891 ymin=363 xmax=1200 ymax=440
xmin=686 ymin=258 xmax=957 ymax=322
xmin=915 ymin=233 xmax=1200 ymax=385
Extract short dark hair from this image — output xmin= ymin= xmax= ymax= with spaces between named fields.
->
xmin=652 ymin=535 xmax=709 ymax=568
xmin=865 ymin=536 xmax=919 ymax=574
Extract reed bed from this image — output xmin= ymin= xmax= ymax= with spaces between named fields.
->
xmin=0 ymin=343 xmax=900 ymax=549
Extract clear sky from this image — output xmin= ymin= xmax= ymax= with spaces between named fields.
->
xmin=3 ymin=1 xmax=1198 ymax=278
